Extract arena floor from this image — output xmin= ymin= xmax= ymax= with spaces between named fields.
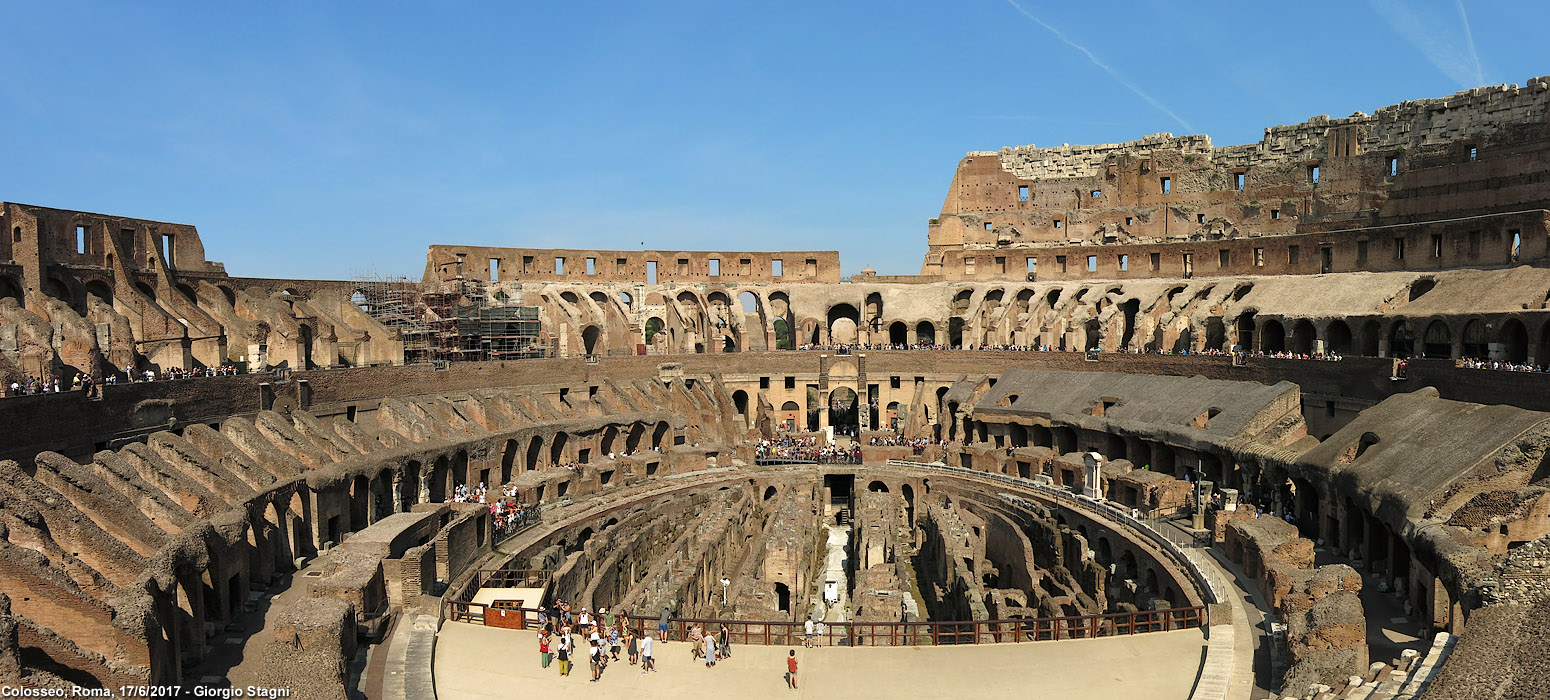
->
xmin=433 ymin=620 xmax=1209 ymax=699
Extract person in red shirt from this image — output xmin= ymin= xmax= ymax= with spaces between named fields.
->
xmin=785 ymin=649 xmax=798 ymax=690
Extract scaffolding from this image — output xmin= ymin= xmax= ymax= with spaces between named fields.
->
xmin=351 ymin=272 xmax=546 ymax=364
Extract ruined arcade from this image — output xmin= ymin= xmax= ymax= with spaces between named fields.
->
xmin=1 ymin=77 xmax=1549 ymax=700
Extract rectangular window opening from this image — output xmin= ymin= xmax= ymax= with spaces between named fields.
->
xmin=489 ymin=258 xmax=500 ymax=282
xmin=1118 ymin=254 xmax=1128 ymax=271
xmin=522 ymin=255 xmax=534 ymax=273
xmin=554 ymin=257 xmax=565 ymax=275
xmin=1234 ymin=172 xmax=1245 ymax=190
xmin=1149 ymin=253 xmax=1160 ymax=271
xmin=995 ymin=256 xmax=1006 ymax=273
xmin=1469 ymin=146 xmax=1478 ymax=162
xmin=616 ymin=257 xmax=628 ymax=273
xmin=1197 ymin=213 xmax=1206 ymax=224
xmin=1090 ymin=190 xmax=1101 ymax=198
xmin=1431 ymin=234 xmax=1443 ymax=258
xmin=1253 ymin=248 xmax=1264 ymax=267
xmin=1218 ymin=249 xmax=1229 ymax=268
xmin=647 ymin=260 xmax=658 ymax=284
xmin=1017 ymin=185 xmax=1029 ymax=202
xmin=1056 ymin=255 xmax=1067 ymax=273
xmin=709 ymin=259 xmax=720 ymax=276
xmin=772 ymin=259 xmax=783 ymax=276
xmin=1309 ymin=165 xmax=1320 ymax=183
xmin=585 ymin=257 xmax=596 ymax=275
xmin=75 ymin=225 xmax=86 ymax=254
xmin=1125 ymin=216 xmax=1134 ymax=226
xmin=1510 ymin=229 xmax=1522 ymax=261
xmin=1160 ymin=177 xmax=1171 ymax=194
xmin=1085 ymin=255 xmax=1097 ymax=272
xmin=1270 ymin=209 xmax=1281 ymax=220
xmin=1026 ymin=256 xmax=1036 ymax=273
xmin=677 ymin=258 xmax=689 ymax=275
xmin=984 ymin=221 xmax=993 ymax=231
xmin=805 ymin=258 xmax=817 ymax=277
xmin=161 ymin=233 xmax=174 ymax=269
xmin=1053 ymin=219 xmax=1063 ymax=229
xmin=1394 ymin=238 xmax=1406 ymax=260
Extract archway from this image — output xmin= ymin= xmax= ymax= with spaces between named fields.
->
xmin=1499 ymin=319 xmax=1528 ymax=362
xmin=916 ymin=320 xmax=936 ymax=346
xmin=0 ymin=276 xmax=21 ymax=305
xmin=1462 ymin=319 xmax=1489 ymax=358
xmin=550 ymin=433 xmax=570 ymax=465
xmin=1390 ymin=319 xmax=1416 ymax=358
xmin=1203 ymin=317 xmax=1225 ymax=352
xmin=827 ymin=303 xmax=860 ymax=345
xmin=1325 ymin=320 xmax=1352 ymax=355
xmin=829 ymin=387 xmax=859 ymax=437
xmin=526 ymin=436 xmax=543 ymax=471
xmin=1358 ymin=320 xmax=1381 ymax=356
xmin=1422 ymin=321 xmax=1452 ymax=358
xmin=582 ymin=326 xmax=601 ymax=355
xmin=1290 ymin=320 xmax=1315 ymax=355
xmin=888 ymin=321 xmax=908 ymax=346
xmin=298 ymin=324 xmax=315 ymax=369
xmin=84 ymin=280 xmax=113 ymax=306
xmin=1084 ymin=319 xmax=1101 ymax=351
xmin=1261 ymin=320 xmax=1286 ymax=353
xmin=1236 ymin=311 xmax=1256 ymax=350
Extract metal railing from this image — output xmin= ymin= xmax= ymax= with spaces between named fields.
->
xmin=492 ymin=506 xmax=542 ymax=546
xmin=885 ymin=459 xmax=1225 ymax=608
xmin=473 ymin=606 xmax=1204 ymax=646
xmin=444 ymin=569 xmax=553 ymax=624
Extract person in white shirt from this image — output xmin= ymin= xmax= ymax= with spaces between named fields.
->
xmin=804 ymin=618 xmax=815 ymax=648
xmin=641 ymin=634 xmax=655 ymax=672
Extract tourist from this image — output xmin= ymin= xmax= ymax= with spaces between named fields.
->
xmin=589 ymin=639 xmax=602 ymax=682
xmin=690 ymin=623 xmax=704 ymax=660
xmin=641 ymin=633 xmax=655 ymax=672
xmin=627 ymin=628 xmax=639 ymax=665
xmin=786 ymin=649 xmax=798 ymax=690
xmin=815 ymin=620 xmax=825 ymax=647
xmin=539 ymin=630 xmax=551 ymax=669
xmin=578 ymin=607 xmax=591 ymax=633
xmin=803 ymin=617 xmax=814 ymax=647
xmin=557 ymin=635 xmax=571 ymax=676
xmin=704 ymin=631 xmax=717 ymax=668
xmin=718 ymin=622 xmax=731 ymax=659
xmin=609 ymin=625 xmax=621 ymax=661
xmin=659 ymin=607 xmax=670 ymax=641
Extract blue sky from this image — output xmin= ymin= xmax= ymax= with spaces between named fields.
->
xmin=0 ymin=1 xmax=1539 ymax=279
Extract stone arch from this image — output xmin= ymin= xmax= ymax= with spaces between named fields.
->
xmin=430 ymin=455 xmax=450 ymax=502
xmin=1357 ymin=319 xmax=1382 ymax=356
xmin=1204 ymin=317 xmax=1226 ymax=352
xmin=866 ymin=480 xmax=889 ymax=492
xmin=399 ymin=463 xmax=420 ymax=511
xmin=652 ymin=421 xmax=670 ymax=449
xmin=1499 ymin=318 xmax=1529 ymax=362
xmin=350 ymin=474 xmax=370 ymax=532
xmin=1462 ymin=319 xmax=1490 ymax=358
xmin=1235 ymin=310 xmax=1256 ymax=350
xmin=916 ymin=320 xmax=936 ymax=346
xmin=1325 ymin=320 xmax=1353 ymax=355
xmin=888 ymin=321 xmax=908 ymax=346
xmin=549 ymin=432 xmax=570 ymax=465
xmin=501 ymin=439 xmax=518 ymax=483
xmin=0 ymin=275 xmax=21 ymax=305
xmin=84 ymin=279 xmax=113 ymax=306
xmin=601 ymin=425 xmax=619 ymax=455
xmin=1289 ymin=319 xmax=1316 ymax=354
xmin=526 ymin=435 xmax=543 ymax=471
xmin=1387 ymin=318 xmax=1416 ymax=358
xmin=1422 ymin=320 xmax=1452 ymax=358
xmin=827 ymin=303 xmax=860 ymax=345
xmin=582 ymin=325 xmax=602 ymax=355
xmin=1261 ymin=319 xmax=1286 ymax=352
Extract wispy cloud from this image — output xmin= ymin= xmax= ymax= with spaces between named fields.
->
xmin=1002 ymin=0 xmax=1196 ymax=133
xmin=1370 ymin=0 xmax=1486 ymax=87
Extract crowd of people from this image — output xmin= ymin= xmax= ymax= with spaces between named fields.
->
xmin=787 ymin=341 xmax=1352 ymax=361
xmin=450 ymin=482 xmax=489 ymax=504
xmin=535 ymin=603 xmax=759 ymax=683
xmin=756 ymin=436 xmax=862 ymax=464
xmin=491 ymin=499 xmax=538 ymax=535
xmin=1458 ymin=357 xmax=1547 ymax=372
xmin=6 ymin=371 xmax=96 ymax=397
xmin=865 ymin=434 xmax=945 ymax=455
xmin=4 ymin=363 xmax=250 ymax=399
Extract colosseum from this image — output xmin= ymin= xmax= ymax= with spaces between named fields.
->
xmin=1 ymin=78 xmax=1549 ymax=700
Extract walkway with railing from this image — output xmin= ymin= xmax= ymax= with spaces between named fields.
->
xmin=445 ymin=603 xmax=1204 ymax=646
